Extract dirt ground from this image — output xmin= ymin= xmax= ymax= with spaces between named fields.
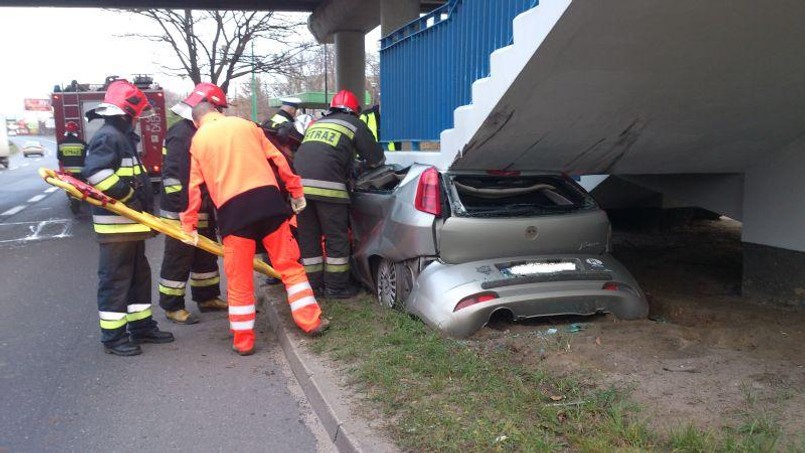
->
xmin=469 ymin=218 xmax=805 ymax=440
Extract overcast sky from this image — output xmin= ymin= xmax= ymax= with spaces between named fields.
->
xmin=0 ymin=7 xmax=380 ymax=117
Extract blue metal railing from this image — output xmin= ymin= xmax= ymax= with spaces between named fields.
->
xmin=380 ymin=0 xmax=538 ymax=144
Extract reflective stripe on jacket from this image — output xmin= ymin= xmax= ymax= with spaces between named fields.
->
xmin=57 ymin=134 xmax=87 ymax=172
xmin=359 ymin=106 xmax=396 ymax=152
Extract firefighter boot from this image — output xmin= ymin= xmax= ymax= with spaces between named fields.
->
xmin=104 ymin=340 xmax=143 ymax=357
xmin=130 ymin=328 xmax=175 ymax=344
xmin=198 ymin=297 xmax=228 ymax=312
xmin=232 ymin=331 xmax=255 ymax=356
xmin=305 ymin=317 xmax=331 ymax=337
xmin=165 ymin=309 xmax=199 ymax=325
xmin=325 ymin=285 xmax=360 ymax=300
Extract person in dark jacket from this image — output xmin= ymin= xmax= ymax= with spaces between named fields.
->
xmin=57 ymin=121 xmax=87 ymax=176
xmin=359 ymin=104 xmax=400 ymax=152
xmin=57 ymin=121 xmax=88 ymax=214
xmin=82 ymin=80 xmax=173 ymax=357
xmin=293 ymin=90 xmax=385 ymax=299
xmin=261 ymin=97 xmax=304 ymax=154
xmin=158 ymin=83 xmax=228 ymax=325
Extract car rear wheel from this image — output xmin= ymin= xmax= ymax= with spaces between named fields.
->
xmin=375 ymin=258 xmax=414 ymax=310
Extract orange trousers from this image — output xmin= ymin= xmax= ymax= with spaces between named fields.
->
xmin=222 ymin=220 xmax=323 ymax=353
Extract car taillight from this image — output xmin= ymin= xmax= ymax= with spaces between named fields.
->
xmin=602 ymin=282 xmax=620 ymax=291
xmin=454 ymin=292 xmax=498 ymax=312
xmin=415 ymin=167 xmax=441 ymax=216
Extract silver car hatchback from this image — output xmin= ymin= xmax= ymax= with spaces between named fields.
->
xmin=350 ymin=164 xmax=648 ymax=338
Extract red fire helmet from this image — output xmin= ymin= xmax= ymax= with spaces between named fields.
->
xmin=92 ymin=80 xmax=153 ymax=119
xmin=183 ymin=83 xmax=228 ymax=108
xmin=330 ymin=90 xmax=360 ymax=114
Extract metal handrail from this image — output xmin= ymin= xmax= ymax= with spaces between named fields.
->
xmin=380 ymin=0 xmax=458 ymax=50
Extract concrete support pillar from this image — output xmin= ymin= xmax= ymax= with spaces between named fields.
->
xmin=742 ymin=137 xmax=805 ymax=309
xmin=334 ymin=30 xmax=365 ymax=107
xmin=381 ymin=0 xmax=420 ymax=36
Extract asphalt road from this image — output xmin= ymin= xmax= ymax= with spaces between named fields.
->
xmin=0 ymin=137 xmax=334 ymax=452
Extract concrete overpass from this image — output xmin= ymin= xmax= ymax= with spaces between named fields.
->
xmin=5 ymin=0 xmax=444 ymax=103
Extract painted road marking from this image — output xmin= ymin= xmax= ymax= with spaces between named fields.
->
xmin=1 ymin=206 xmax=26 ymax=216
xmin=20 ymin=163 xmax=30 ymax=168
xmin=1 ymin=219 xmax=73 ymax=226
xmin=45 ymin=187 xmax=58 ymax=193
xmin=27 ymin=194 xmax=46 ymax=203
xmin=0 ymin=219 xmax=74 ymax=245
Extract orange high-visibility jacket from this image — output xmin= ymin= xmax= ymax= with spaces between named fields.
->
xmin=181 ymin=112 xmax=303 ymax=237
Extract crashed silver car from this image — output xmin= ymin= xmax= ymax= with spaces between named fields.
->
xmin=350 ymin=164 xmax=648 ymax=338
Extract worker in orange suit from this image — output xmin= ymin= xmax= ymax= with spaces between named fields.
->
xmin=180 ymin=101 xmax=329 ymax=356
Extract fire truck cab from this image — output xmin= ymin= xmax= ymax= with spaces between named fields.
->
xmin=51 ymin=75 xmax=167 ymax=189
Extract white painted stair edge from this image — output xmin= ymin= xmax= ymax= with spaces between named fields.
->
xmin=385 ymin=0 xmax=574 ymax=170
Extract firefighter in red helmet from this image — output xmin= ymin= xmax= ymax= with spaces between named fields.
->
xmin=293 ymin=90 xmax=385 ymax=298
xmin=57 ymin=121 xmax=88 ymax=214
xmin=82 ymin=80 xmax=174 ymax=356
xmin=158 ymin=83 xmax=229 ymax=325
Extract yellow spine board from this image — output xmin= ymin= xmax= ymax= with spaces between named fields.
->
xmin=38 ymin=167 xmax=279 ymax=278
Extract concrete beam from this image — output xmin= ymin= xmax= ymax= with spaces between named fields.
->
xmin=308 ymin=0 xmax=380 ymax=43
xmin=622 ymin=174 xmax=744 ymax=221
xmin=381 ymin=0 xmax=420 ymax=36
xmin=5 ymin=0 xmax=324 ymax=10
xmin=451 ymin=0 xmax=805 ymax=175
xmin=741 ymin=136 xmax=805 ymax=308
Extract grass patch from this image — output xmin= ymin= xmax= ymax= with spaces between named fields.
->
xmin=311 ymin=297 xmax=800 ymax=452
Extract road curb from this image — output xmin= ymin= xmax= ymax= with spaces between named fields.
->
xmin=257 ymin=286 xmax=397 ymax=453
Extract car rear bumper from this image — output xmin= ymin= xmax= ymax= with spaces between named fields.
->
xmin=406 ymin=254 xmax=648 ymax=338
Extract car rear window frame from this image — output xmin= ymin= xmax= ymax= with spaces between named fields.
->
xmin=443 ymin=172 xmax=598 ymax=218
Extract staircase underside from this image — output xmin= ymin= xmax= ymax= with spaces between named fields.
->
xmin=449 ymin=0 xmax=805 ymax=174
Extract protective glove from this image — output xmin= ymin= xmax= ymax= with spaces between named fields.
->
xmin=181 ymin=230 xmax=199 ymax=247
xmin=290 ymin=196 xmax=307 ymax=214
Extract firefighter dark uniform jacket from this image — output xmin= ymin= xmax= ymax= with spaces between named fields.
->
xmin=263 ymin=109 xmax=303 ymax=146
xmin=82 ymin=119 xmax=154 ymax=243
xmin=159 ymin=119 xmax=212 ymax=230
xmin=57 ymin=133 xmax=87 ymax=175
xmin=294 ymin=111 xmax=385 ymax=204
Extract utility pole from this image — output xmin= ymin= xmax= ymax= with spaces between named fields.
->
xmin=250 ymin=40 xmax=258 ymax=122
xmin=323 ymin=44 xmax=329 ymax=106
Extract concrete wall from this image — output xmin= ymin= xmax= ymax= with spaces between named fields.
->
xmin=742 ymin=136 xmax=805 ymax=253
xmin=622 ymin=174 xmax=744 ymax=220
xmin=740 ymin=137 xmax=805 ymax=307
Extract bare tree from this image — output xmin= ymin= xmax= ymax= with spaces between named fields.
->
xmin=365 ymin=51 xmax=380 ymax=105
xmin=273 ymin=44 xmax=335 ymax=97
xmin=119 ymin=9 xmax=313 ymax=93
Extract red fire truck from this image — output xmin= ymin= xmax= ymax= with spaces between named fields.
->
xmin=51 ymin=75 xmax=167 ymax=186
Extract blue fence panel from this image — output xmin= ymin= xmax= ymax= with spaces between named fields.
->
xmin=380 ymin=0 xmax=538 ymax=143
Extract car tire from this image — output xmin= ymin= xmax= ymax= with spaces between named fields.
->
xmin=375 ymin=258 xmax=414 ymax=310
